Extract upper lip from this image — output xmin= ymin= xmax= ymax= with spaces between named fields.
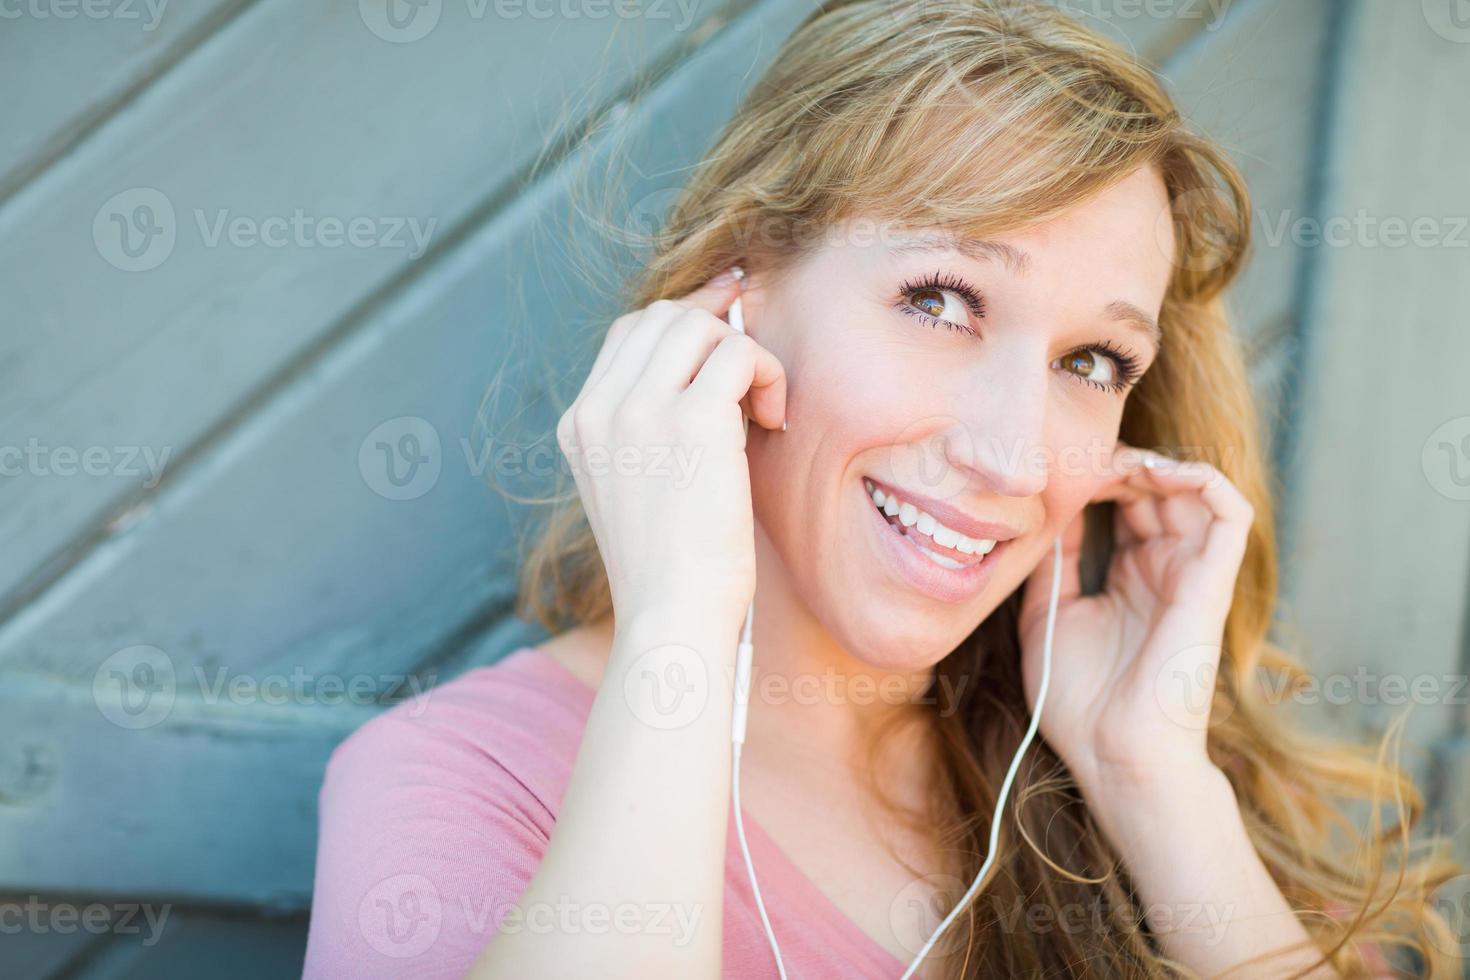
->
xmin=864 ymin=476 xmax=1023 ymax=543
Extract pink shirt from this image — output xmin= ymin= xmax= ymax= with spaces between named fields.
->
xmin=302 ymin=646 xmax=908 ymax=978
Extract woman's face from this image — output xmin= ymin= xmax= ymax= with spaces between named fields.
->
xmin=744 ymin=164 xmax=1175 ymax=669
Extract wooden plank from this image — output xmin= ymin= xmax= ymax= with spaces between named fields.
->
xmin=0 ymin=675 xmax=362 ymax=906
xmin=1158 ymin=0 xmax=1334 ymax=349
xmin=1282 ymin=0 xmax=1470 ymax=759
xmin=0 ymin=0 xmax=245 ymax=197
xmin=0 ymin=0 xmax=806 ymax=691
xmin=67 ymin=908 xmax=308 ymax=980
xmin=0 ymin=0 xmax=811 ymax=903
xmin=0 ymin=891 xmax=111 ymax=978
xmin=0 ymin=0 xmax=712 ymax=609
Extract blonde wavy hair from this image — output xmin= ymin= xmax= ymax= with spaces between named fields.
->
xmin=501 ymin=0 xmax=1463 ymax=975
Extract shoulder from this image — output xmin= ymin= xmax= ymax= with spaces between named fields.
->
xmin=320 ymin=646 xmax=596 ymax=820
xmin=304 ymin=647 xmax=598 ymax=978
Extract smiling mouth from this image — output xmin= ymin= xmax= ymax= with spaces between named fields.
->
xmin=862 ymin=477 xmax=997 ymax=571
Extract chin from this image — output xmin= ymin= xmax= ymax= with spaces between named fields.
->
xmin=829 ymin=606 xmax=981 ymax=674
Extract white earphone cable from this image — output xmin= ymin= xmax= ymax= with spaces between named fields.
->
xmin=896 ymin=532 xmax=1061 ymax=979
xmin=727 ymin=278 xmax=789 ymax=977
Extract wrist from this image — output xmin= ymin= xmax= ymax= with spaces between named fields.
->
xmin=613 ymin=603 xmax=745 ymax=653
xmin=1080 ymin=760 xmax=1241 ymax=858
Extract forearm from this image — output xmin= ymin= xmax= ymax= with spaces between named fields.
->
xmin=1084 ymin=765 xmax=1339 ymax=979
xmin=468 ymin=608 xmax=740 ymax=980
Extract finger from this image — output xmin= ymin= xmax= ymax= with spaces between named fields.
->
xmin=1148 ymin=462 xmax=1255 ymax=604
xmin=1097 ymin=450 xmax=1214 ymax=542
xmin=582 ymin=311 xmax=641 ymax=395
xmin=1085 ymin=441 xmax=1154 ymax=505
xmin=637 ymin=309 xmax=740 ymax=395
xmin=1117 ymin=476 xmax=1165 ymax=540
xmin=1112 ymin=500 xmax=1140 ymax=549
xmin=587 ymin=275 xmax=744 ymax=399
xmin=589 ymin=298 xmax=706 ymax=409
xmin=1081 ymin=444 xmax=1165 ymax=545
xmin=1156 ymin=478 xmax=1210 ymax=542
xmin=685 ymin=332 xmax=788 ymax=432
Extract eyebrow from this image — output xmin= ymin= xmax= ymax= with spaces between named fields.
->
xmin=886 ymin=232 xmax=1163 ymax=350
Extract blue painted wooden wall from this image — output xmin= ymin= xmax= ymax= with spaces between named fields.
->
xmin=4 ymin=0 xmax=1467 ymax=974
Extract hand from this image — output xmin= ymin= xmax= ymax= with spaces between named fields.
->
xmin=1015 ymin=443 xmax=1256 ymax=798
xmin=555 ymin=271 xmax=788 ymax=638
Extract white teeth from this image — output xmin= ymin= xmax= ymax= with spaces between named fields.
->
xmin=914 ymin=544 xmax=964 ymax=569
xmin=864 ymin=478 xmax=1002 ymax=563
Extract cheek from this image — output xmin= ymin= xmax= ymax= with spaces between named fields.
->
xmin=1042 ymin=470 xmax=1102 ymax=534
xmin=780 ymin=335 xmax=905 ymax=435
xmin=1044 ymin=422 xmax=1124 ymax=518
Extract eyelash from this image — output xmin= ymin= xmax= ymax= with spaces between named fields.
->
xmin=895 ymin=270 xmax=1145 ymax=394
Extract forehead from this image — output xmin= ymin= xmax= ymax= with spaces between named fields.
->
xmin=818 ymin=165 xmax=1175 ymax=313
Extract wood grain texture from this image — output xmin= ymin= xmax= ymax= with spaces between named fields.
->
xmin=0 ymin=0 xmax=246 ymax=198
xmin=0 ymin=0 xmax=707 ymax=610
xmin=1282 ymin=0 xmax=1470 ymax=763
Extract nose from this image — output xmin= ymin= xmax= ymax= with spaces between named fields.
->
xmin=945 ymin=357 xmax=1051 ymax=499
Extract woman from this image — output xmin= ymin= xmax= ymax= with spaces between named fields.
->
xmin=303 ymin=1 xmax=1460 ymax=976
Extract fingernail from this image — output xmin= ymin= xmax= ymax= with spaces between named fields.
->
xmin=781 ymin=420 xmax=788 ymax=432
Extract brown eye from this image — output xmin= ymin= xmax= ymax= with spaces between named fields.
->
xmin=906 ymin=287 xmax=972 ymax=329
xmin=1053 ymin=349 xmax=1120 ymax=387
xmin=896 ymin=272 xmax=986 ymax=335
xmin=912 ymin=288 xmax=946 ymax=317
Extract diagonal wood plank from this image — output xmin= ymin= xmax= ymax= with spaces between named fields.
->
xmin=0 ymin=0 xmax=247 ymax=199
xmin=0 ymin=0 xmax=717 ymax=610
